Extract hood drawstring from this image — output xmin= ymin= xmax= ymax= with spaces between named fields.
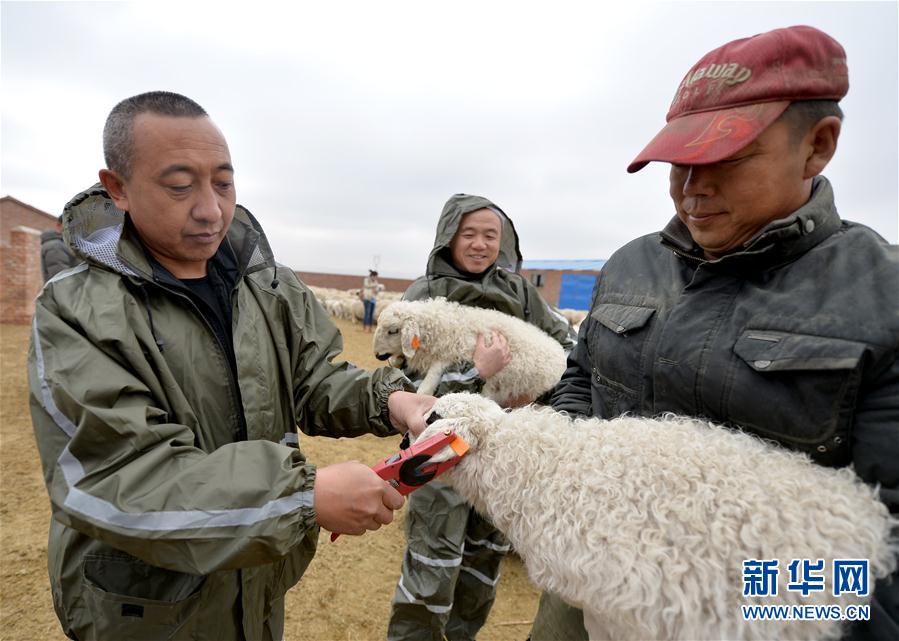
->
xmin=271 ymin=264 xmax=279 ymax=289
xmin=140 ymin=286 xmax=166 ymax=353
xmin=523 ymin=281 xmax=532 ymax=321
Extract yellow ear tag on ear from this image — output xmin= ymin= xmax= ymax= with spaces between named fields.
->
xmin=411 ymin=336 xmax=421 ymax=350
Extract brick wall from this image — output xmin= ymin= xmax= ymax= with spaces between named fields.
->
xmin=297 ymin=269 xmax=599 ymax=307
xmin=1 ymin=196 xmax=57 ymax=247
xmin=294 ymin=271 xmax=415 ymax=293
xmin=1 ymin=197 xmax=58 ymax=324
xmin=520 ymin=269 xmax=601 ymax=308
xmin=520 ymin=269 xmax=563 ymax=307
xmin=1 ymin=227 xmax=43 ymax=324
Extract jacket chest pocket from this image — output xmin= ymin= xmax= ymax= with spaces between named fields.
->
xmin=727 ymin=330 xmax=866 ymax=464
xmin=588 ymin=303 xmax=656 ymax=417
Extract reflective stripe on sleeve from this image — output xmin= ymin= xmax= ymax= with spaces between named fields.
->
xmin=440 ymin=367 xmax=479 ymax=384
xmin=410 ymin=367 xmax=479 ymax=391
xmin=33 ymin=313 xmax=315 ymax=533
xmin=59 ymin=444 xmax=314 ymax=531
xmin=32 ymin=317 xmax=77 ymax=438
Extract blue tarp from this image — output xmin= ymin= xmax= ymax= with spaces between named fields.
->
xmin=522 ymin=259 xmax=606 ymax=271
xmin=558 ymin=273 xmax=598 ymax=310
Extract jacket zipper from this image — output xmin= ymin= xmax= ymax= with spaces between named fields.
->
xmin=146 ymin=278 xmax=249 ymax=442
xmin=117 ymin=237 xmax=264 ymax=443
xmin=669 ymin=247 xmax=705 ymax=265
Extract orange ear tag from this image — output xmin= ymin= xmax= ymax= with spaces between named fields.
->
xmin=411 ymin=336 xmax=421 ymax=350
xmin=449 ymin=435 xmax=470 ymax=457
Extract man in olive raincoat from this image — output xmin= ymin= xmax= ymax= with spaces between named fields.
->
xmin=40 ymin=215 xmax=79 ymax=282
xmin=28 ymin=91 xmax=435 ymax=641
xmin=387 ymin=194 xmax=575 ymax=641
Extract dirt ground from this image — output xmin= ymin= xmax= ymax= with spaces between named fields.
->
xmin=0 ymin=319 xmax=539 ymax=641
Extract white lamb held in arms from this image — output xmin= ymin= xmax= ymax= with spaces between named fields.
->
xmin=372 ymin=298 xmax=566 ymax=405
xmin=417 ymin=393 xmax=897 ymax=641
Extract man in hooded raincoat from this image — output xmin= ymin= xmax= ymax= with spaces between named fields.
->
xmin=27 ymin=91 xmax=436 ymax=641
xmin=40 ymin=215 xmax=79 ymax=281
xmin=387 ymin=194 xmax=575 ymax=641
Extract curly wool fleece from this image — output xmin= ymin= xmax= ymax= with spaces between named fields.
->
xmin=418 ymin=393 xmax=897 ymax=641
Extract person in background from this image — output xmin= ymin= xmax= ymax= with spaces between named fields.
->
xmin=362 ymin=268 xmax=379 ymax=332
xmin=388 ymin=193 xmax=576 ymax=641
xmin=528 ymin=25 xmax=898 ymax=641
xmin=28 ymin=91 xmax=435 ymax=641
xmin=40 ymin=214 xmax=78 ymax=281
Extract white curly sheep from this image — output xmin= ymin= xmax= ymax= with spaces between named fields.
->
xmin=372 ymin=298 xmax=566 ymax=404
xmin=417 ymin=393 xmax=897 ymax=641
xmin=559 ymin=308 xmax=588 ymax=333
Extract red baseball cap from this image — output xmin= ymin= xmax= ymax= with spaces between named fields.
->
xmin=627 ymin=25 xmax=848 ymax=173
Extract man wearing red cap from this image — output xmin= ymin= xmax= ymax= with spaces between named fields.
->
xmin=530 ymin=25 xmax=898 ymax=641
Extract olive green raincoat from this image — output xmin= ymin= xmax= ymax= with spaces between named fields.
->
xmin=29 ymin=184 xmax=411 ymax=641
xmin=387 ymin=194 xmax=574 ymax=641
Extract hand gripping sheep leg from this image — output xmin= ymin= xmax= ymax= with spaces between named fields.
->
xmin=330 ymin=422 xmax=469 ymax=542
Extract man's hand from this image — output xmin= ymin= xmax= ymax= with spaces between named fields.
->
xmin=387 ymin=390 xmax=437 ymax=438
xmin=314 ymin=461 xmax=404 ymax=536
xmin=473 ymin=330 xmax=511 ymax=380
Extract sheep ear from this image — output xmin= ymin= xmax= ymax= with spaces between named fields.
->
xmin=401 ymin=321 xmax=421 ymax=359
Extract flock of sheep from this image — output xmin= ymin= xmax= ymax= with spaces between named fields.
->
xmin=313 ymin=285 xmax=896 ymax=641
xmin=309 ymin=286 xmax=403 ymax=324
xmin=309 ymin=285 xmax=588 ymax=331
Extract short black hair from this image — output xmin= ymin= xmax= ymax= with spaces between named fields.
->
xmin=103 ymin=91 xmax=208 ymax=178
xmin=779 ymin=100 xmax=844 ymax=145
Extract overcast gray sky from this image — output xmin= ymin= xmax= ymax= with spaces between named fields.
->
xmin=2 ymin=1 xmax=897 ymax=278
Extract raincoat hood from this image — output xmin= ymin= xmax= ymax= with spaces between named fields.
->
xmin=61 ymin=183 xmax=274 ymax=283
xmin=404 ymin=194 xmax=574 ymax=353
xmin=40 ymin=228 xmax=63 ymax=244
xmin=426 ymin=194 xmax=523 ymax=277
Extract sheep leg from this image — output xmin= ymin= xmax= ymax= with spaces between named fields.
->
xmin=416 ymin=363 xmax=447 ymax=396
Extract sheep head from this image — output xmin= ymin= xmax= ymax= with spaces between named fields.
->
xmin=372 ymin=303 xmax=421 ymax=368
xmin=414 ymin=393 xmax=504 ymax=464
